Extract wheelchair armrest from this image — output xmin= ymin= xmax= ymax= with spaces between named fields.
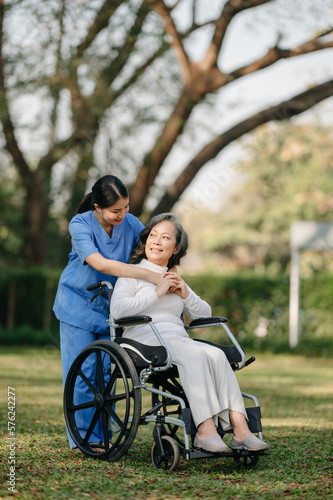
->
xmin=115 ymin=315 xmax=152 ymax=326
xmin=186 ymin=316 xmax=246 ymax=370
xmin=186 ymin=316 xmax=228 ymax=329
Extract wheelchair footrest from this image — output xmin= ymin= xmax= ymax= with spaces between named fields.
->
xmin=187 ymin=448 xmax=233 ymax=459
xmin=186 ymin=447 xmax=269 ymax=460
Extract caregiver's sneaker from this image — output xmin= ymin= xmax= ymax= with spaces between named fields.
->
xmin=194 ymin=434 xmax=231 ymax=454
xmin=231 ymin=434 xmax=270 ymax=452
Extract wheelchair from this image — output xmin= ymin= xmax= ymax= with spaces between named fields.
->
xmin=63 ymin=280 xmax=268 ymax=471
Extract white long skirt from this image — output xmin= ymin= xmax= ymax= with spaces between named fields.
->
xmin=162 ymin=336 xmax=247 ymax=430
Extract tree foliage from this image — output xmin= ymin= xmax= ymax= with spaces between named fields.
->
xmin=184 ymin=121 xmax=333 ymax=273
xmin=0 ymin=0 xmax=333 ymax=265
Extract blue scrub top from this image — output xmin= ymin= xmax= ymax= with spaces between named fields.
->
xmin=53 ymin=210 xmax=144 ymax=333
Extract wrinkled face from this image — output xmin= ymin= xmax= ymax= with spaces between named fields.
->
xmin=145 ymin=220 xmax=178 ymax=267
xmin=94 ymin=197 xmax=129 ymax=228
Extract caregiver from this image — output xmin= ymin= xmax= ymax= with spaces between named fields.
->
xmin=53 ymin=174 xmax=163 ymax=449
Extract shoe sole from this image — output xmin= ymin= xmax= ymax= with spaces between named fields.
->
xmin=194 ymin=442 xmax=231 ymax=454
xmin=230 ymin=444 xmax=270 ymax=452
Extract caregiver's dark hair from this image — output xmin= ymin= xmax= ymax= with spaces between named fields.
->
xmin=76 ymin=175 xmax=128 ymax=214
xmin=129 ymin=213 xmax=188 ymax=269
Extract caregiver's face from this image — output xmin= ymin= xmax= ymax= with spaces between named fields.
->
xmin=94 ymin=197 xmax=129 ymax=228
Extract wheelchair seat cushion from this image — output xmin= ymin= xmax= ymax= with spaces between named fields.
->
xmin=114 ymin=337 xmax=168 ymax=368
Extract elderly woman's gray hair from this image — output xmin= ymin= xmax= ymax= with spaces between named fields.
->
xmin=129 ymin=213 xmax=188 ymax=269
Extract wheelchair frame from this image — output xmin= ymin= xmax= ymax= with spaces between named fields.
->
xmin=63 ymin=280 xmax=267 ymax=471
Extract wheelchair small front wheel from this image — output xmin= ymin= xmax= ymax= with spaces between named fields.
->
xmin=151 ymin=375 xmax=188 ymax=448
xmin=233 ymin=452 xmax=259 ymax=468
xmin=151 ymin=435 xmax=180 ymax=472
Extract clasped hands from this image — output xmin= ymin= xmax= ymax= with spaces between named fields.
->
xmin=155 ymin=272 xmax=190 ymax=299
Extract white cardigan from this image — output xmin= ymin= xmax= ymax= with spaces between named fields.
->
xmin=110 ymin=259 xmax=212 ymax=344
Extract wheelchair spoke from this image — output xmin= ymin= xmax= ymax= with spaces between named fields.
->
xmin=68 ymin=400 xmax=95 ymax=412
xmin=104 ymin=404 xmax=126 ymax=429
xmin=76 ymin=368 xmax=98 ymax=396
xmin=107 ymin=391 xmax=128 ymax=403
xmin=102 ymin=364 xmax=119 ymax=397
xmin=101 ymin=408 xmax=110 ymax=449
xmin=82 ymin=408 xmax=101 ymax=444
xmin=96 ymin=351 xmax=105 ymax=393
xmin=157 ymin=457 xmax=166 ymax=467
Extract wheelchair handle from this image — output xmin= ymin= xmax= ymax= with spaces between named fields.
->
xmin=245 ymin=356 xmax=256 ymax=367
xmin=87 ymin=281 xmax=113 ymax=292
xmin=87 ymin=281 xmax=114 ymax=305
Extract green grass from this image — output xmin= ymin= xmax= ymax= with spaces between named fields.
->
xmin=0 ymin=347 xmax=332 ymax=499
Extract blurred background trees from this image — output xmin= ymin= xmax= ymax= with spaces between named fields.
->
xmin=0 ymin=0 xmax=333 ymax=267
xmin=179 ymin=121 xmax=333 ymax=274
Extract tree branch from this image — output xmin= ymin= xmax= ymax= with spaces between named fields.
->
xmin=95 ymin=1 xmax=151 ymax=93
xmin=76 ymin=0 xmax=123 ymax=58
xmin=128 ymin=87 xmax=199 ymax=215
xmin=125 ymin=10 xmax=333 ymax=216
xmin=192 ymin=0 xmax=197 ymax=26
xmin=0 ymin=0 xmax=30 ymax=178
xmin=170 ymin=0 xmax=182 ymax=8
xmin=111 ymin=40 xmax=170 ymax=102
xmin=203 ymin=0 xmax=272 ymax=69
xmin=37 ymin=128 xmax=96 ymax=174
xmin=50 ymin=0 xmax=66 ymax=147
xmin=226 ymin=28 xmax=333 ymax=82
xmin=151 ymin=79 xmax=333 ymax=216
xmin=148 ymin=0 xmax=192 ymax=84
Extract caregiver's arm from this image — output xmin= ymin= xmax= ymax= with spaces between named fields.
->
xmin=85 ymin=253 xmax=160 ymax=284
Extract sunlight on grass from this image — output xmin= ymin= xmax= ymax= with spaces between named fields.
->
xmin=263 ymin=417 xmax=332 ymax=429
xmin=297 ymin=384 xmax=333 ymax=396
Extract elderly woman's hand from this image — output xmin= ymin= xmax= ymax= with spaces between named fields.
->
xmin=171 ymin=276 xmax=190 ymax=299
xmin=155 ymin=274 xmax=179 ymax=298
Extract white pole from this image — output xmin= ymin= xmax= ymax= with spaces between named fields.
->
xmin=289 ymin=249 xmax=300 ymax=348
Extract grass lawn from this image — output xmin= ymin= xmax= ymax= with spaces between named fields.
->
xmin=0 ymin=346 xmax=332 ymax=499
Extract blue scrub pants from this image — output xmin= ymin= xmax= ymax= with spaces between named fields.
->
xmin=60 ymin=322 xmax=111 ymax=448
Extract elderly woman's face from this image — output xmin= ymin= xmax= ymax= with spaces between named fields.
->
xmin=145 ymin=220 xmax=178 ymax=267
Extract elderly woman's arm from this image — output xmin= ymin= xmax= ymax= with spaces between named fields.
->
xmin=183 ymin=287 xmax=212 ymax=320
xmin=172 ymin=276 xmax=212 ymax=320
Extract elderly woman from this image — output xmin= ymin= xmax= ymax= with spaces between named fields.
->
xmin=111 ymin=213 xmax=269 ymax=454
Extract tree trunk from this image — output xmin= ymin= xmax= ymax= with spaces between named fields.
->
xmin=24 ymin=173 xmax=48 ymax=266
xmin=66 ymin=142 xmax=95 ymax=220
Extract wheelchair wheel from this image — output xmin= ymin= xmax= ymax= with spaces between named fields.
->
xmin=151 ymin=375 xmax=188 ymax=447
xmin=151 ymin=435 xmax=180 ymax=471
xmin=64 ymin=340 xmax=141 ymax=462
xmin=233 ymin=452 xmax=259 ymax=468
